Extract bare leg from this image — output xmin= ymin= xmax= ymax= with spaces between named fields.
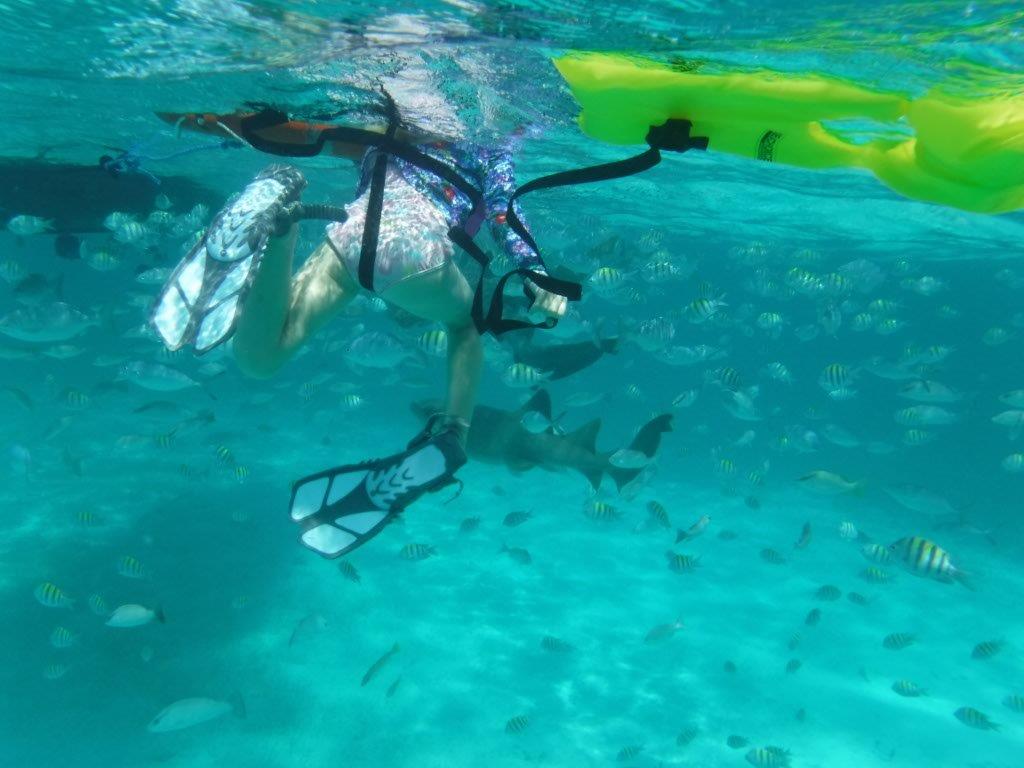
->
xmin=380 ymin=260 xmax=481 ymax=427
xmin=232 ymin=227 xmax=358 ymax=378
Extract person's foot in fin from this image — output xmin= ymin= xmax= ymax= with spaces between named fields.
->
xmin=150 ymin=164 xmax=308 ymax=354
xmin=288 ymin=415 xmax=468 ymax=559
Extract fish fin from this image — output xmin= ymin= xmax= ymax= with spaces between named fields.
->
xmin=608 ymin=465 xmax=641 ymax=493
xmin=567 ymin=418 xmax=602 ymax=453
xmin=607 ymin=414 xmax=673 ymax=492
xmin=582 ymin=467 xmax=603 ymax=491
xmin=599 ymin=336 xmax=620 ymax=355
xmin=674 ymin=529 xmax=688 ymax=544
xmin=156 ymin=606 xmax=166 ymax=623
xmin=629 ymin=414 xmax=674 ymax=457
xmin=518 ymin=388 xmax=552 ymax=421
xmin=954 ymin=570 xmax=978 ymax=592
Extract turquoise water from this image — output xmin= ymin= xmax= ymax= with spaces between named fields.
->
xmin=3 ymin=2 xmax=1024 ymax=766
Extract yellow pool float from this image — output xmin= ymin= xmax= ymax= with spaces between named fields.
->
xmin=554 ymin=52 xmax=1024 ymax=214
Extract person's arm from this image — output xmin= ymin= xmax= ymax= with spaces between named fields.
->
xmin=481 ymin=147 xmax=567 ymax=319
xmin=482 ymin=147 xmax=547 ymax=273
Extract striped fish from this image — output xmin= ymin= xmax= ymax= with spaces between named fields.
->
xmin=676 ymin=726 xmax=699 ymax=746
xmin=745 ymin=745 xmax=791 ymax=767
xmin=505 ymin=714 xmax=530 ymax=734
xmin=34 ymin=582 xmax=74 ymax=609
xmin=882 ymin=632 xmax=916 ymax=651
xmin=665 ymin=551 xmax=701 ymax=573
xmin=1003 ymin=694 xmax=1024 ymax=712
xmin=687 ymin=297 xmax=726 ymax=323
xmin=616 ymin=745 xmax=643 ymax=762
xmin=861 ymin=543 xmax=891 ymax=563
xmin=892 ymin=680 xmax=927 ymax=697
xmin=584 ymin=500 xmax=621 ymax=522
xmin=87 ymin=593 xmax=109 ymax=616
xmin=43 ymin=663 xmax=70 ymax=681
xmin=540 ymin=635 xmax=574 ymax=653
xmin=818 ymin=363 xmax=853 ymax=392
xmin=49 ymin=626 xmax=77 ymax=649
xmin=646 ymin=501 xmax=671 ymax=528
xmin=860 ymin=566 xmax=893 ymax=584
xmin=415 ymin=328 xmax=448 ymax=357
xmin=117 ymin=555 xmax=150 ymax=579
xmin=971 ymin=640 xmax=1004 ymax=660
xmin=398 ymin=543 xmax=435 ymax=561
xmin=815 ymin=585 xmax=841 ymax=601
xmin=889 ymin=536 xmax=968 ymax=587
xmin=954 ymin=706 xmax=999 ymax=731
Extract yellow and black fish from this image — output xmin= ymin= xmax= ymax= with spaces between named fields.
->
xmin=882 ymin=632 xmax=916 ymax=651
xmin=505 ymin=714 xmax=530 ymax=734
xmin=746 ymin=746 xmax=791 ymax=768
xmin=889 ymin=536 xmax=969 ymax=587
xmin=954 ymin=706 xmax=998 ymax=731
xmin=971 ymin=640 xmax=1003 ymax=660
xmin=892 ymin=680 xmax=927 ymax=698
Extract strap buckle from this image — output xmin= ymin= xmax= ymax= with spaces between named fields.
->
xmin=645 ymin=118 xmax=709 ymax=152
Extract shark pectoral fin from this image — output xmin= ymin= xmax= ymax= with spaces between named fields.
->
xmin=568 ymin=419 xmax=602 ymax=453
xmin=518 ymin=388 xmax=553 ymax=420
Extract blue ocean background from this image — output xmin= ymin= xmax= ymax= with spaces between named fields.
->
xmin=2 ymin=1 xmax=1023 ymax=766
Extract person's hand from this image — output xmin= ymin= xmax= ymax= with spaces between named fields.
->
xmin=525 ymin=277 xmax=569 ymax=320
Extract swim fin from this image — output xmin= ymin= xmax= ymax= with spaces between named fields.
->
xmin=150 ymin=164 xmax=308 ymax=354
xmin=288 ymin=429 xmax=467 ymax=558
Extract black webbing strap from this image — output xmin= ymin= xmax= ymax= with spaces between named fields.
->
xmin=358 ymin=118 xmax=398 ymax=292
xmin=234 ymin=111 xmax=706 ymax=336
xmin=504 ymin=119 xmax=709 ymax=254
xmin=448 ymin=227 xmax=582 ymax=335
xmin=238 ymin=110 xmax=484 ymax=207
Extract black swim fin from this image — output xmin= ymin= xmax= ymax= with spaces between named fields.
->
xmin=288 ymin=430 xmax=466 ymax=558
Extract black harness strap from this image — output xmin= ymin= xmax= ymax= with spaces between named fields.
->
xmin=358 ymin=118 xmax=398 ymax=292
xmin=505 ymin=119 xmax=709 ymax=255
xmin=235 ymin=110 xmax=707 ymax=336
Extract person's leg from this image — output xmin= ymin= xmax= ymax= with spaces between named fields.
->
xmin=232 ymin=227 xmax=359 ymax=378
xmin=381 ymin=260 xmax=481 ymax=429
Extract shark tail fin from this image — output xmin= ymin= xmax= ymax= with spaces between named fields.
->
xmin=608 ymin=414 xmax=674 ymax=492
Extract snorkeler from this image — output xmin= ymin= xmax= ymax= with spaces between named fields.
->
xmin=98 ymin=131 xmax=242 ymax=186
xmin=152 ymin=109 xmax=575 ymax=556
xmin=152 ymin=93 xmax=705 ymax=557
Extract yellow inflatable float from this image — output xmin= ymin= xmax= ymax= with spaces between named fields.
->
xmin=554 ymin=53 xmax=1024 ymax=214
